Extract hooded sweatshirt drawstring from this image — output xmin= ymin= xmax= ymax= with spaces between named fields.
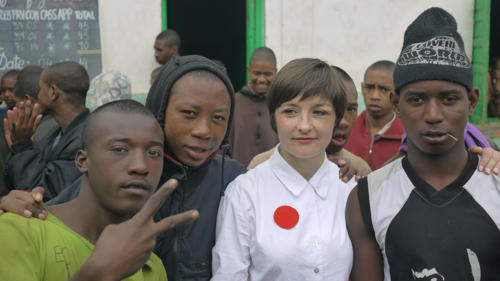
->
xmin=219 ymin=143 xmax=231 ymax=197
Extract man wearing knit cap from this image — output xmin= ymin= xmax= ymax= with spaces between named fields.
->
xmin=346 ymin=7 xmax=500 ymax=281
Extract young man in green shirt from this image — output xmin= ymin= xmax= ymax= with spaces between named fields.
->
xmin=0 ymin=100 xmax=198 ymax=280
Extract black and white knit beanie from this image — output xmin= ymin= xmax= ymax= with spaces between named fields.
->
xmin=394 ymin=7 xmax=473 ymax=92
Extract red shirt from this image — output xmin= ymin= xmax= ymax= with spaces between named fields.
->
xmin=344 ymin=110 xmax=404 ymax=170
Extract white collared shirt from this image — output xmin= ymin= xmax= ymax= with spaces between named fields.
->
xmin=212 ymin=146 xmax=355 ymax=281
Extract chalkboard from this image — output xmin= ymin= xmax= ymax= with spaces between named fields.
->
xmin=0 ymin=0 xmax=101 ymax=79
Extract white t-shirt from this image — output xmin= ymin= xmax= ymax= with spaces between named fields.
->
xmin=212 ymin=147 xmax=355 ymax=281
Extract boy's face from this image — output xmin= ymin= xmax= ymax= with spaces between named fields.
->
xmin=78 ymin=111 xmax=164 ymax=217
xmin=163 ymin=74 xmax=231 ymax=167
xmin=361 ymin=69 xmax=394 ymax=120
xmin=329 ymin=80 xmax=358 ymax=152
xmin=397 ymin=80 xmax=477 ymax=156
xmin=154 ymin=40 xmax=177 ymax=65
xmin=247 ymin=61 xmax=276 ymax=95
xmin=1 ymin=76 xmax=17 ymax=109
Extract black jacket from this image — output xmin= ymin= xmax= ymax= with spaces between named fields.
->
xmin=5 ymin=109 xmax=89 ymax=199
xmin=154 ymin=153 xmax=245 ymax=281
xmin=146 ymin=55 xmax=245 ymax=281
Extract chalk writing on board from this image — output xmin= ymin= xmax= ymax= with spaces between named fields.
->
xmin=0 ymin=0 xmax=101 ymax=79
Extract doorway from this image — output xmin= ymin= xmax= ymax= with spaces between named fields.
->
xmin=487 ymin=0 xmax=500 ymax=118
xmin=166 ymin=0 xmax=247 ymax=90
xmin=490 ymin=0 xmax=499 ymax=67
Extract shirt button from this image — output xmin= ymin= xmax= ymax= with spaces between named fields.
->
xmin=314 ymin=268 xmax=320 ymax=273
xmin=312 ymin=242 xmax=319 ymax=248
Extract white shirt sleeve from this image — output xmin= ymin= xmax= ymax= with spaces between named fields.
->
xmin=212 ymin=180 xmax=253 ymax=281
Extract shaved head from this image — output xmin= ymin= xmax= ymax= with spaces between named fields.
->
xmin=1 ymin=69 xmax=20 ymax=82
xmin=364 ymin=60 xmax=395 ymax=79
xmin=249 ymin=47 xmax=276 ymax=67
xmin=156 ymin=29 xmax=181 ymax=48
xmin=42 ymin=61 xmax=89 ymax=107
xmin=83 ymin=100 xmax=159 ymax=151
xmin=14 ymin=65 xmax=43 ymax=100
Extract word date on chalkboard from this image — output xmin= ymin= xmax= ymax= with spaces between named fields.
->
xmin=0 ymin=0 xmax=101 ymax=79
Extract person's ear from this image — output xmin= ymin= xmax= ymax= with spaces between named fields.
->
xmin=391 ymin=91 xmax=400 ymax=117
xmin=75 ymin=150 xmax=89 ymax=173
xmin=247 ymin=66 xmax=252 ymax=74
xmin=48 ymin=84 xmax=60 ymax=101
xmin=468 ymin=88 xmax=480 ymax=117
xmin=171 ymin=45 xmax=179 ymax=55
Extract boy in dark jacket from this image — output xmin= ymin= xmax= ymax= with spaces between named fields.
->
xmin=5 ymin=62 xmax=90 ymax=199
xmin=229 ymin=47 xmax=278 ymax=166
xmin=146 ymin=55 xmax=246 ymax=280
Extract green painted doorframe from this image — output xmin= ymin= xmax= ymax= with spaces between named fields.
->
xmin=162 ymin=0 xmax=167 ymax=30
xmin=471 ymin=0 xmax=491 ymax=124
xmin=246 ymin=0 xmax=265 ymax=67
xmin=161 ymin=0 xmax=264 ymax=79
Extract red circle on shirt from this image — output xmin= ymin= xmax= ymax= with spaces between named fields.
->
xmin=273 ymin=205 xmax=299 ymax=229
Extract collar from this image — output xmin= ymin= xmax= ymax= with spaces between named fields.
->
xmin=374 ymin=112 xmax=396 ymax=138
xmin=269 ymin=145 xmax=332 ymax=199
xmin=144 ymin=258 xmax=154 ymax=270
xmin=402 ymin=150 xmax=478 ymax=205
xmin=62 ymin=109 xmax=90 ymax=135
xmin=239 ymin=85 xmax=266 ymax=101
xmin=162 ymin=149 xmax=219 ymax=180
xmin=359 ymin=110 xmax=404 ymax=140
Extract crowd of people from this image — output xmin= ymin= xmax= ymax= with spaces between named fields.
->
xmin=0 ymin=6 xmax=499 ymax=281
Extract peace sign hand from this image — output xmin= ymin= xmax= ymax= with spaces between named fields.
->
xmin=70 ymin=179 xmax=199 ymax=281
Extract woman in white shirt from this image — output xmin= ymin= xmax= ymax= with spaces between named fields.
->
xmin=212 ymin=58 xmax=355 ymax=281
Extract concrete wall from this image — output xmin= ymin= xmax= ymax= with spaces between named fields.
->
xmin=265 ymin=0 xmax=475 ymax=92
xmin=96 ymin=0 xmax=475 ymax=96
xmin=98 ymin=0 xmax=162 ymax=96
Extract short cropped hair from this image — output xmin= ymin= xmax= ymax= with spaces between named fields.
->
xmin=364 ymin=60 xmax=395 ymax=79
xmin=250 ymin=47 xmax=277 ymax=66
xmin=82 ymin=99 xmax=158 ymax=150
xmin=42 ymin=61 xmax=89 ymax=107
xmin=156 ymin=29 xmax=181 ymax=48
xmin=1 ymin=69 xmax=20 ymax=82
xmin=267 ymin=58 xmax=346 ymax=131
xmin=14 ymin=65 xmax=43 ymax=100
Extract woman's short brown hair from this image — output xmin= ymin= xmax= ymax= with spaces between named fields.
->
xmin=267 ymin=58 xmax=346 ymax=131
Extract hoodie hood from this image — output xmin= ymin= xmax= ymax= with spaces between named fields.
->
xmin=146 ymin=55 xmax=235 ymax=147
xmin=238 ymin=85 xmax=266 ymax=101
